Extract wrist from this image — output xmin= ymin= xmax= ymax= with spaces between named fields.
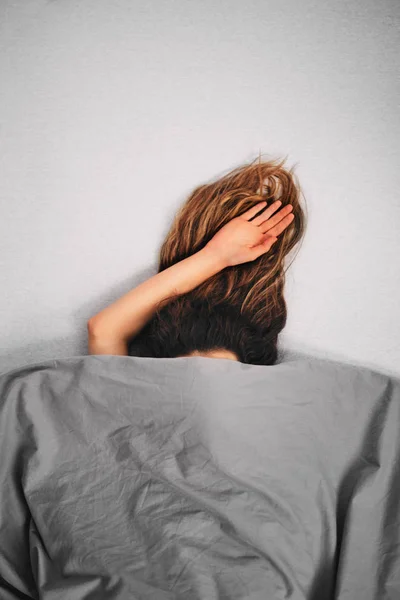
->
xmin=199 ymin=244 xmax=229 ymax=272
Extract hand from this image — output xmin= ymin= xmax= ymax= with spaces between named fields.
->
xmin=205 ymin=201 xmax=294 ymax=267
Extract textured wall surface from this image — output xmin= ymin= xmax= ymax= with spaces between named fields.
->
xmin=1 ymin=0 xmax=399 ymax=376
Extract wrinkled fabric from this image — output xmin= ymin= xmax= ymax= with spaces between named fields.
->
xmin=0 ymin=352 xmax=399 ymax=600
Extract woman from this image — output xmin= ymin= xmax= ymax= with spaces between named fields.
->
xmin=87 ymin=156 xmax=306 ymax=364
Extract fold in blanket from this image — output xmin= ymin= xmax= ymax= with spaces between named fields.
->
xmin=0 ymin=353 xmax=399 ymax=599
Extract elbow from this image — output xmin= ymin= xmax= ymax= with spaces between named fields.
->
xmin=87 ymin=317 xmax=96 ymax=334
xmin=87 ymin=317 xmax=103 ymax=338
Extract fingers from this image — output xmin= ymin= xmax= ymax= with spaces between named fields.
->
xmin=262 ymin=212 xmax=294 ymax=236
xmin=241 ymin=201 xmax=268 ymax=221
xmin=258 ymin=203 xmax=293 ymax=231
xmin=240 ymin=200 xmax=295 ymax=241
xmin=259 ymin=203 xmax=293 ymax=227
xmin=250 ymin=200 xmax=283 ymax=225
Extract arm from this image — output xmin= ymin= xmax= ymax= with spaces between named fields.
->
xmin=87 ymin=246 xmax=227 ymax=355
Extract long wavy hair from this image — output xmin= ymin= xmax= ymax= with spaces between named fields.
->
xmin=128 ymin=155 xmax=307 ymax=365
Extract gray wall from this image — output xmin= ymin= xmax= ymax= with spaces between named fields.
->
xmin=1 ymin=0 xmax=399 ymax=376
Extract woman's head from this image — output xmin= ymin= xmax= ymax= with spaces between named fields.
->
xmin=128 ymin=155 xmax=307 ymax=365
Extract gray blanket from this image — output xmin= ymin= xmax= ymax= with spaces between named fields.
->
xmin=0 ymin=352 xmax=399 ymax=599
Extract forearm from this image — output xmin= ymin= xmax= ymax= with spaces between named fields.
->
xmin=87 ymin=246 xmax=226 ymax=342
